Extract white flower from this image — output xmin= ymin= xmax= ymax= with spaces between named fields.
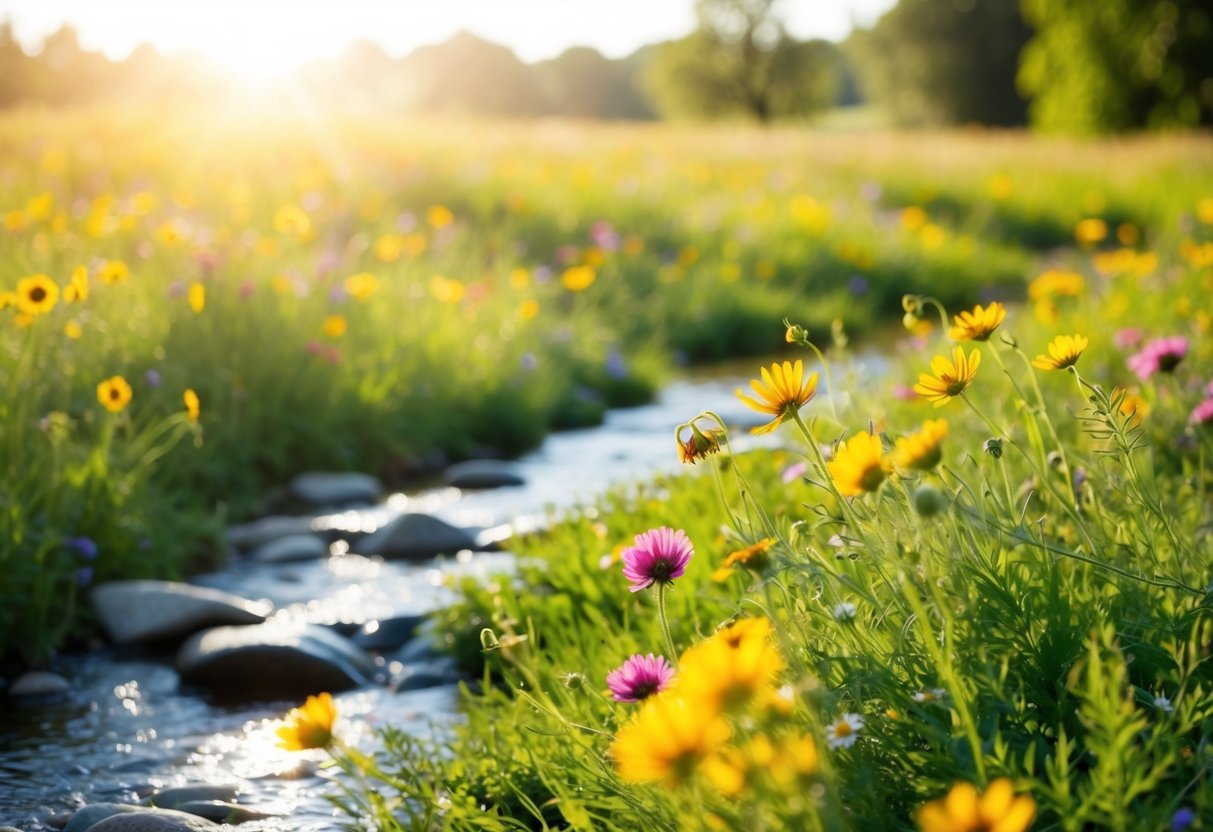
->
xmin=826 ymin=713 xmax=864 ymax=749
xmin=1154 ymin=694 xmax=1173 ymax=712
xmin=832 ymin=602 xmax=856 ymax=621
xmin=913 ymin=688 xmax=948 ymax=704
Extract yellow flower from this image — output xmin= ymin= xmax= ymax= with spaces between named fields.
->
xmin=678 ymin=618 xmax=785 ymax=711
xmin=64 ymin=321 xmax=82 ymax=340
xmin=426 ymin=204 xmax=454 ymax=229
xmin=373 ymin=233 xmax=402 ymax=262
xmin=323 ymin=315 xmax=347 ymax=338
xmin=188 ymin=282 xmax=206 ymax=314
xmin=1031 ymin=334 xmax=1088 ymax=371
xmin=276 ymin=692 xmax=337 ymax=751
xmin=894 ymin=419 xmax=949 ymax=471
xmin=1113 ymin=388 xmax=1148 ymax=426
xmin=183 ymin=389 xmax=200 ymax=423
xmin=0 ymin=291 xmax=16 ymax=311
xmin=518 ymin=299 xmax=540 ymax=321
xmin=344 ymin=272 xmax=378 ymax=301
xmin=917 ymin=779 xmax=1035 ymax=832
xmin=429 ymin=275 xmax=465 ymax=304
xmin=273 ymin=204 xmax=311 ymax=238
xmin=1028 ymin=269 xmax=1084 ymax=301
xmin=561 ymin=265 xmax=596 ymax=292
xmin=949 ymin=303 xmax=1006 ymax=342
xmin=735 ymin=359 xmax=819 ymax=435
xmin=711 ymin=538 xmax=775 ymax=582
xmin=16 ymin=274 xmax=59 ymax=316
xmin=97 ymin=260 xmax=130 ymax=285
xmin=97 ymin=376 xmax=133 ymax=413
xmin=610 ymin=692 xmax=731 ymax=786
xmin=676 ymin=422 xmax=721 ymax=465
xmin=829 ymin=432 xmax=892 ymax=496
xmin=1075 ymin=217 xmax=1108 ymax=246
xmin=64 ymin=266 xmax=89 ymax=303
xmin=913 ymin=347 xmax=980 ymax=407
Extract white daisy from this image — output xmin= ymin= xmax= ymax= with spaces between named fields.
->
xmin=826 ymin=713 xmax=864 ymax=749
xmin=913 ymin=688 xmax=948 ymax=704
xmin=832 ymin=602 xmax=857 ymax=621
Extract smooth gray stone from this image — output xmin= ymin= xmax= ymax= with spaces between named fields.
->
xmin=351 ymin=614 xmax=427 ymax=651
xmin=289 ymin=472 xmax=382 ymax=506
xmin=0 ymin=825 xmax=23 ymax=831
xmin=352 ymin=513 xmax=477 ymax=561
xmin=91 ymin=581 xmax=270 ymax=646
xmin=226 ymin=516 xmax=317 ymax=550
xmin=9 ymin=670 xmax=69 ymax=699
xmin=142 ymin=786 xmax=240 ymax=810
xmin=443 ymin=460 xmax=525 ymax=489
xmin=177 ymin=622 xmax=375 ymax=700
xmin=86 ymin=809 xmax=219 ymax=831
xmin=175 ymin=802 xmax=273 ymax=823
xmin=63 ymin=803 xmax=142 ymax=832
xmin=249 ymin=534 xmax=329 ymax=564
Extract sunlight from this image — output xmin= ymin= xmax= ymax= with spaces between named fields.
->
xmin=202 ymin=36 xmax=315 ymax=82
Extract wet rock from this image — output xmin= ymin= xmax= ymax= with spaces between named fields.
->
xmin=352 ymin=513 xmax=477 ymax=561
xmin=175 ymin=802 xmax=274 ymax=824
xmin=9 ymin=670 xmax=70 ymax=701
xmin=143 ymin=785 xmax=240 ymax=810
xmin=91 ymin=581 xmax=271 ymax=646
xmin=390 ymin=658 xmax=463 ymax=692
xmin=63 ymin=803 xmax=143 ymax=832
xmin=249 ymin=534 xmax=329 ymax=564
xmin=177 ymin=622 xmax=375 ymax=700
xmin=226 ymin=515 xmax=317 ymax=550
xmin=47 ymin=813 xmax=72 ymax=829
xmin=351 ymin=614 xmax=427 ymax=651
xmin=0 ymin=826 xmax=23 ymax=832
xmin=289 ymin=472 xmax=382 ymax=507
xmin=443 ymin=460 xmax=525 ymax=490
xmin=86 ymin=809 xmax=219 ymax=831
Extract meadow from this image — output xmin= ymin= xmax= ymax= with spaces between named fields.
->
xmin=2 ymin=110 xmax=1213 ymax=828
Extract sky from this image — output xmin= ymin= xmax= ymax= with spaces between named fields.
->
xmin=0 ymin=0 xmax=896 ymax=78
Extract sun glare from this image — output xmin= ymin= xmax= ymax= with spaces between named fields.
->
xmin=204 ymin=38 xmax=314 ymax=82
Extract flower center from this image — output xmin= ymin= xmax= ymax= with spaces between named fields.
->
xmin=834 ymin=722 xmax=852 ymax=738
xmin=29 ymin=287 xmax=46 ymax=303
xmin=860 ymin=465 xmax=887 ymax=492
xmin=1158 ymin=353 xmax=1182 ymax=372
xmin=944 ymin=378 xmax=967 ymax=396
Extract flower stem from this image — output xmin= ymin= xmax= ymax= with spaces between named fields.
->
xmin=656 ymin=582 xmax=678 ymax=664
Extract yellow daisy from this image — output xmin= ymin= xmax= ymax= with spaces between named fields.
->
xmin=949 ymin=302 xmax=1006 ymax=342
xmin=323 ymin=315 xmax=347 ymax=338
xmin=276 ymin=692 xmax=337 ymax=751
xmin=736 ymin=360 xmax=819 ymax=435
xmin=96 ymin=376 xmax=133 ymax=414
xmin=610 ymin=692 xmax=731 ymax=786
xmin=1031 ymin=334 xmax=1088 ymax=370
xmin=917 ymin=779 xmax=1035 ymax=832
xmin=16 ymin=274 xmax=59 ymax=316
xmin=63 ymin=266 xmax=89 ymax=303
xmin=711 ymin=537 xmax=775 ymax=582
xmin=894 ymin=419 xmax=949 ymax=471
xmin=913 ymin=347 xmax=980 ymax=407
xmin=678 ymin=618 xmax=785 ymax=711
xmin=829 ymin=432 xmax=892 ymax=496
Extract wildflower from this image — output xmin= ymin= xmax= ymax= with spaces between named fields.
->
xmin=322 ymin=315 xmax=347 ymax=338
xmin=183 ymin=389 xmax=200 ymax=423
xmin=711 ymin=538 xmax=775 ymax=582
xmin=1075 ymin=217 xmax=1108 ymax=245
xmin=16 ymin=274 xmax=58 ymax=316
xmin=65 ymin=537 xmax=98 ymax=560
xmin=1114 ymin=327 xmax=1143 ymax=350
xmin=621 ymin=527 xmax=694 ymax=592
xmin=606 ymin=654 xmax=675 ymax=703
xmin=561 ymin=265 xmax=596 ymax=292
xmin=677 ymin=422 xmax=722 ymax=465
xmin=782 ymin=461 xmax=807 ymax=483
xmin=611 ymin=692 xmax=731 ymax=785
xmin=949 ymin=302 xmax=1006 ymax=342
xmin=188 ymin=282 xmax=205 ymax=314
xmin=97 ymin=376 xmax=133 ymax=413
xmin=917 ymin=779 xmax=1035 ymax=832
xmin=913 ymin=688 xmax=948 ymax=704
xmin=1154 ymin=694 xmax=1173 ymax=713
xmin=829 ymin=432 xmax=892 ymax=496
xmin=825 ymin=713 xmax=864 ymax=750
xmin=426 ymin=204 xmax=454 ymax=229
xmin=735 ymin=359 xmax=819 ymax=435
xmin=832 ymin=602 xmax=856 ymax=621
xmin=1028 ymin=269 xmax=1084 ymax=300
xmin=913 ymin=485 xmax=948 ymax=517
xmin=913 ymin=347 xmax=980 ymax=406
xmin=344 ymin=272 xmax=378 ymax=301
xmin=785 ymin=322 xmax=809 ymax=344
xmin=1173 ymin=808 xmax=1197 ymax=832
xmin=97 ymin=260 xmax=130 ymax=285
xmin=276 ymin=692 xmax=337 ymax=750
xmin=983 ymin=438 xmax=1003 ymax=459
xmin=518 ymin=299 xmax=539 ymax=320
xmin=273 ymin=204 xmax=311 ymax=237
xmin=894 ymin=419 xmax=949 ymax=471
xmin=1031 ymin=334 xmax=1088 ymax=371
xmin=679 ymin=618 xmax=785 ymax=711
xmin=1113 ymin=388 xmax=1149 ymax=426
xmin=75 ymin=567 xmax=94 ymax=587
xmin=1128 ymin=336 xmax=1188 ymax=380
xmin=64 ymin=266 xmax=89 ymax=303
xmin=64 ymin=321 xmax=82 ymax=340
xmin=1189 ymin=399 xmax=1213 ymax=426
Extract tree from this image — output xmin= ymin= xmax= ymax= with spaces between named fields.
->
xmin=400 ymin=32 xmax=546 ymax=117
xmin=535 ymin=47 xmax=653 ymax=120
xmin=1019 ymin=0 xmax=1213 ymax=133
xmin=643 ymin=0 xmax=837 ymax=122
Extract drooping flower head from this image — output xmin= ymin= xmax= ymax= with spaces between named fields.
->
xmin=949 ymin=302 xmax=1006 ymax=342
xmin=913 ymin=347 xmax=980 ymax=406
xmin=606 ymin=653 xmax=675 ymax=703
xmin=1031 ymin=334 xmax=1088 ymax=371
xmin=1128 ymin=336 xmax=1188 ymax=380
xmin=736 ymin=359 xmax=819 ymax=435
xmin=711 ymin=537 xmax=776 ymax=582
xmin=916 ymin=779 xmax=1035 ymax=832
xmin=677 ymin=421 xmax=722 ymax=465
xmin=97 ymin=376 xmax=133 ymax=413
xmin=829 ymin=432 xmax=893 ymax=496
xmin=276 ymin=691 xmax=337 ymax=751
xmin=621 ymin=527 xmax=694 ymax=592
xmin=894 ymin=419 xmax=949 ymax=471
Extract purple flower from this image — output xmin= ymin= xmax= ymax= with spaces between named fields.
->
xmin=1128 ymin=336 xmax=1188 ymax=380
xmin=1172 ymin=808 xmax=1196 ymax=832
xmin=621 ymin=527 xmax=694 ymax=592
xmin=848 ymin=275 xmax=869 ymax=296
xmin=65 ymin=536 xmax=98 ymax=560
xmin=74 ymin=567 xmax=94 ymax=587
xmin=782 ymin=461 xmax=807 ymax=483
xmin=605 ymin=350 xmax=627 ymax=380
xmin=1189 ymin=399 xmax=1213 ymax=426
xmin=144 ymin=369 xmax=161 ymax=388
xmin=606 ymin=653 xmax=674 ymax=702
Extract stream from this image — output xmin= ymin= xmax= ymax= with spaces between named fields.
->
xmin=0 ymin=351 xmax=890 ymax=830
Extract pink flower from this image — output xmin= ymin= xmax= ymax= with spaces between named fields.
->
xmin=1190 ymin=399 xmax=1213 ymax=426
xmin=621 ymin=527 xmax=694 ymax=592
xmin=606 ymin=653 xmax=674 ymax=702
xmin=1114 ymin=327 xmax=1144 ymax=350
xmin=1128 ymin=336 xmax=1188 ymax=380
xmin=892 ymin=383 xmax=918 ymax=401
xmin=782 ymin=461 xmax=808 ymax=483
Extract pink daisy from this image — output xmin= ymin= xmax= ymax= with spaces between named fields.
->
xmin=620 ymin=527 xmax=694 ymax=592
xmin=1128 ymin=336 xmax=1188 ymax=380
xmin=606 ymin=653 xmax=674 ymax=702
xmin=1189 ymin=399 xmax=1213 ymax=426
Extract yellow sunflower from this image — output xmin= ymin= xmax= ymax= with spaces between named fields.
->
xmin=63 ymin=266 xmax=89 ymax=303
xmin=16 ymin=274 xmax=59 ymax=316
xmin=829 ymin=431 xmax=893 ymax=496
xmin=949 ymin=302 xmax=1006 ymax=342
xmin=610 ymin=692 xmax=731 ymax=786
xmin=913 ymin=347 xmax=980 ymax=407
xmin=276 ymin=692 xmax=337 ymax=751
xmin=1031 ymin=334 xmax=1088 ymax=371
xmin=894 ymin=419 xmax=949 ymax=471
xmin=736 ymin=359 xmax=819 ymax=435
xmin=917 ymin=779 xmax=1035 ymax=832
xmin=96 ymin=376 xmax=133 ymax=413
xmin=678 ymin=617 xmax=785 ymax=711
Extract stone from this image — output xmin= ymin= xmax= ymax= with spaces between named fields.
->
xmin=63 ymin=803 xmax=142 ymax=832
xmin=289 ymin=472 xmax=382 ymax=507
xmin=91 ymin=581 xmax=270 ymax=646
xmin=226 ymin=515 xmax=317 ymax=550
xmin=249 ymin=534 xmax=329 ymax=564
xmin=142 ymin=785 xmax=240 ymax=810
xmin=177 ymin=622 xmax=375 ymax=701
xmin=350 ymin=614 xmax=427 ymax=651
xmin=175 ymin=802 xmax=274 ymax=824
xmin=86 ymin=809 xmax=219 ymax=831
xmin=442 ymin=460 xmax=525 ymax=490
xmin=9 ymin=671 xmax=69 ymax=700
xmin=352 ymin=513 xmax=477 ymax=561
xmin=390 ymin=659 xmax=463 ymax=692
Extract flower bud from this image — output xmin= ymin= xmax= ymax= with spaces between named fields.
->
xmin=913 ymin=485 xmax=947 ymax=517
xmin=983 ymin=438 xmax=1003 ymax=459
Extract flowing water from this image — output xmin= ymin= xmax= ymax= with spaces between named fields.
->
xmin=0 ymin=351 xmax=890 ymax=830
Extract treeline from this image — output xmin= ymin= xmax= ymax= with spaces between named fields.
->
xmin=2 ymin=0 xmax=1211 ymax=134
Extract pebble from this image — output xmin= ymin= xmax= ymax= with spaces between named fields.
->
xmin=91 ymin=581 xmax=270 ymax=646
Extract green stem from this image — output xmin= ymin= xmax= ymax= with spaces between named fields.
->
xmin=656 ymin=582 xmax=678 ymax=664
